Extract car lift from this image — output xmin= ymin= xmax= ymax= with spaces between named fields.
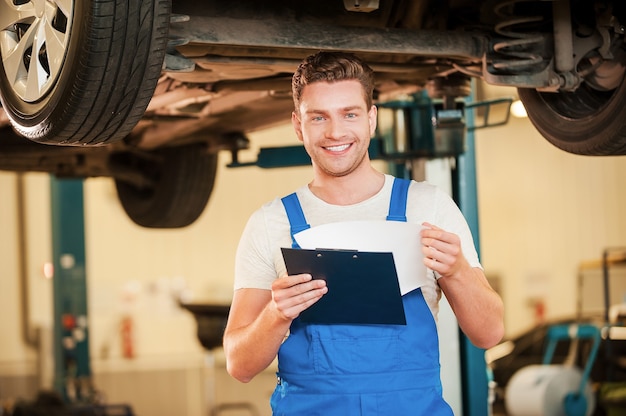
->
xmin=50 ymin=177 xmax=91 ymax=402
xmin=49 ymin=178 xmax=134 ymax=416
xmin=49 ymin=88 xmax=511 ymax=415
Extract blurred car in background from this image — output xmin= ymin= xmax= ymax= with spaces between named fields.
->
xmin=488 ymin=316 xmax=626 ymax=415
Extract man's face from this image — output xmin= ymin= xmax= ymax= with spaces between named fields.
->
xmin=292 ymin=80 xmax=377 ymax=179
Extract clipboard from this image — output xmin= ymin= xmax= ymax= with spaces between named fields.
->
xmin=281 ymin=248 xmax=406 ymax=325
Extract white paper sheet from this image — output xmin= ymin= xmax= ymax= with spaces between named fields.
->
xmin=293 ymin=220 xmax=427 ymax=295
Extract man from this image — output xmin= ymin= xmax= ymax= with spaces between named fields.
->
xmin=223 ymin=51 xmax=504 ymax=415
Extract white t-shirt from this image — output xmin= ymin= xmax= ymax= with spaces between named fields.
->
xmin=234 ymin=174 xmax=481 ymax=319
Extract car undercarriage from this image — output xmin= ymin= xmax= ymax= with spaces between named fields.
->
xmin=1 ymin=0 xmax=625 ymax=227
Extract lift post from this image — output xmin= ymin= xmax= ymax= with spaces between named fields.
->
xmin=454 ymin=98 xmax=489 ymax=416
xmin=50 ymin=178 xmax=92 ymax=402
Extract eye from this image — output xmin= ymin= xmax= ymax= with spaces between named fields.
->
xmin=345 ymin=112 xmax=357 ymax=119
xmin=312 ymin=115 xmax=325 ymax=122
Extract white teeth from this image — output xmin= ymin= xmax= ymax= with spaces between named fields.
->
xmin=325 ymin=144 xmax=350 ymax=152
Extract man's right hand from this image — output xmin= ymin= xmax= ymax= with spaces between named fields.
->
xmin=224 ymin=274 xmax=327 ymax=382
xmin=271 ymin=273 xmax=328 ymax=321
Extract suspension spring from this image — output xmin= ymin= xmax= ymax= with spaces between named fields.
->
xmin=492 ymin=0 xmax=550 ymax=72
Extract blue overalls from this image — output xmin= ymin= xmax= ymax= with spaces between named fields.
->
xmin=272 ymin=178 xmax=453 ymax=415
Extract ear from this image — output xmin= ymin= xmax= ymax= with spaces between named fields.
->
xmin=292 ymin=111 xmax=304 ymax=142
xmin=368 ymin=105 xmax=377 ymax=134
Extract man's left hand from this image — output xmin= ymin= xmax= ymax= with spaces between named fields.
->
xmin=420 ymin=222 xmax=471 ymax=279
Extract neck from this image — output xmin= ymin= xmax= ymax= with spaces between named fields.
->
xmin=308 ymin=167 xmax=385 ymax=205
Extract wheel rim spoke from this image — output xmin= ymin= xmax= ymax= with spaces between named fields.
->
xmin=24 ymin=18 xmax=45 ymax=101
xmin=53 ymin=0 xmax=72 ymax=17
xmin=0 ymin=0 xmax=73 ymax=102
xmin=1 ymin=19 xmax=36 ymax=98
xmin=42 ymin=6 xmax=67 ymax=89
xmin=0 ymin=1 xmax=35 ymax=32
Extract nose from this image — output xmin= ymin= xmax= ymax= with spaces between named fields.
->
xmin=324 ymin=117 xmax=346 ymax=140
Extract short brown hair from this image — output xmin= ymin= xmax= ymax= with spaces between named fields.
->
xmin=292 ymin=51 xmax=375 ymax=113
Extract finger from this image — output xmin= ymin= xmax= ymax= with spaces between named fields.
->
xmin=423 ymin=231 xmax=462 ymax=254
xmin=273 ymin=273 xmax=312 ymax=290
xmin=422 ymin=227 xmax=454 ymax=243
xmin=289 ymin=284 xmax=328 ymax=306
xmin=276 ymin=284 xmax=328 ymax=319
xmin=423 ymin=256 xmax=440 ymax=272
xmin=272 ymin=275 xmax=327 ymax=306
xmin=421 ymin=236 xmax=451 ymax=253
xmin=422 ymin=222 xmax=442 ymax=231
xmin=422 ymin=251 xmax=454 ymax=277
xmin=422 ymin=222 xmax=454 ymax=243
xmin=422 ymin=245 xmax=453 ymax=266
xmin=422 ymin=244 xmax=441 ymax=260
xmin=296 ymin=285 xmax=328 ymax=308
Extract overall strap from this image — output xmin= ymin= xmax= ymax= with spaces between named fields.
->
xmin=386 ymin=178 xmax=411 ymax=222
xmin=281 ymin=193 xmax=311 ymax=248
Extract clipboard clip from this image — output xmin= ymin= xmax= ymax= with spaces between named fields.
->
xmin=314 ymin=248 xmax=360 ymax=259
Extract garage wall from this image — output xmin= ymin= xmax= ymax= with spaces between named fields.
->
xmin=475 ymin=115 xmax=626 ymax=336
xmin=0 ymin=172 xmax=54 ymax=401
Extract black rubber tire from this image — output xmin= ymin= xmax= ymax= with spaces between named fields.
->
xmin=0 ymin=0 xmax=171 ymax=146
xmin=115 ymin=145 xmax=218 ymax=228
xmin=517 ymin=75 xmax=626 ymax=156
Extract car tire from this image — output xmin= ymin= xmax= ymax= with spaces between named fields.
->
xmin=517 ymin=74 xmax=626 ymax=156
xmin=0 ymin=0 xmax=171 ymax=146
xmin=115 ymin=145 xmax=218 ymax=228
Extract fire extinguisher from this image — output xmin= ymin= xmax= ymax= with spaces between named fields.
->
xmin=120 ymin=315 xmax=134 ymax=359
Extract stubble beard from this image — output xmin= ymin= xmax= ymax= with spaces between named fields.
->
xmin=315 ymin=147 xmax=369 ymax=178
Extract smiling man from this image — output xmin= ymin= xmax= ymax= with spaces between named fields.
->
xmin=223 ymin=51 xmax=504 ymax=415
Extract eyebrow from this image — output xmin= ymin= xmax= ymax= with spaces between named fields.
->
xmin=341 ymin=106 xmax=363 ymax=112
xmin=304 ymin=106 xmax=364 ymax=115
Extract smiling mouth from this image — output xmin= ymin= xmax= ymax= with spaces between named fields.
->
xmin=324 ymin=144 xmax=351 ymax=152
